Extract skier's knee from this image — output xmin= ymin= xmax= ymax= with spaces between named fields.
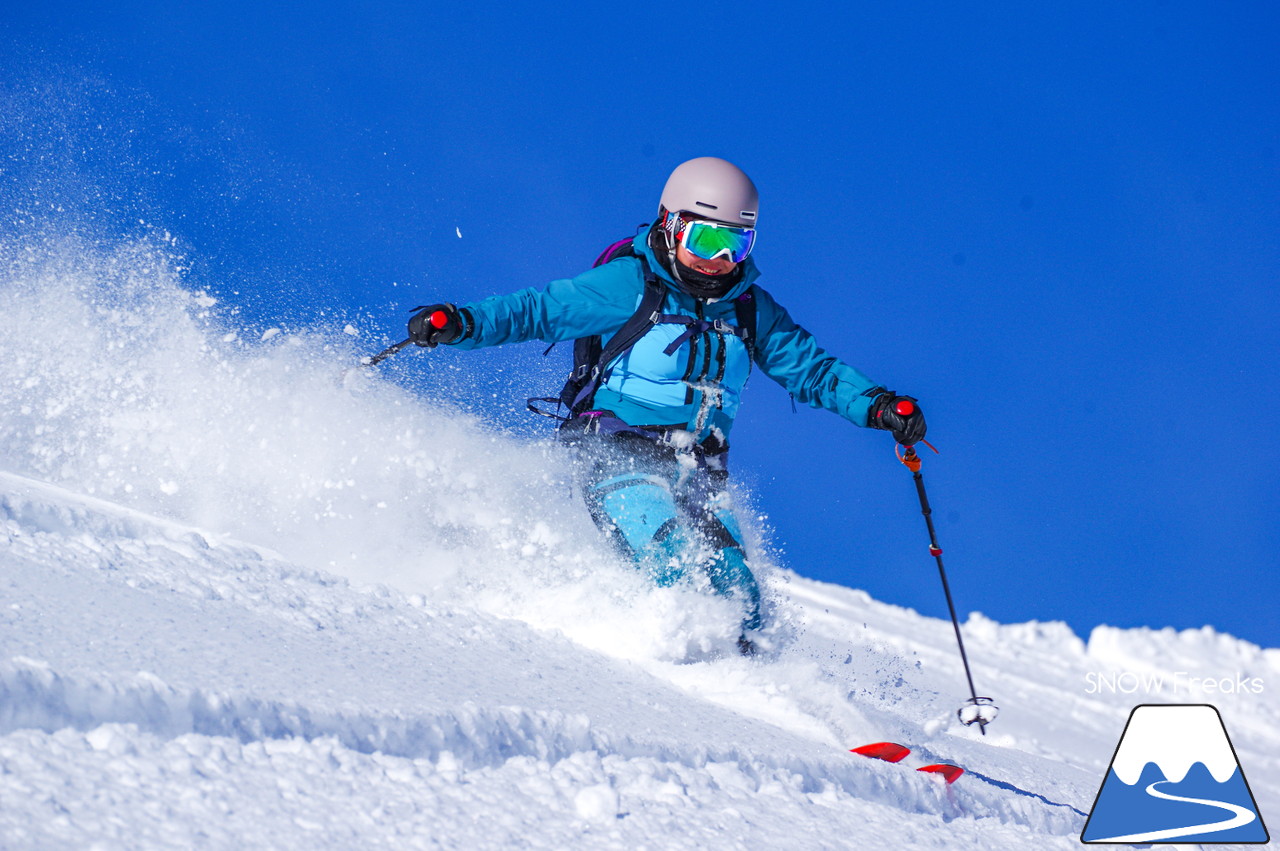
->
xmin=586 ymin=473 xmax=677 ymax=556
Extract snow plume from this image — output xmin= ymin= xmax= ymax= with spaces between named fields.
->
xmin=0 ymin=227 xmax=768 ymax=658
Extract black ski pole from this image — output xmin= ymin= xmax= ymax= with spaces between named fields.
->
xmin=360 ymin=337 xmax=414 ymax=368
xmin=357 ymin=307 xmax=455 ymax=368
xmin=898 ymin=440 xmax=998 ymax=735
xmin=347 ymin=307 xmax=453 ymax=379
xmin=340 ymin=337 xmax=414 ymax=385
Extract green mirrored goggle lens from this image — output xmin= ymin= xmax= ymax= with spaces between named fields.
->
xmin=681 ymin=220 xmax=756 ymax=263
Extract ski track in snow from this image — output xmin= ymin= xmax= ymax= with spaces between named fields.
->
xmin=1 ymin=233 xmax=1277 ymax=849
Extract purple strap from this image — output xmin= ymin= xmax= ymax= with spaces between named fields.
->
xmin=661 ymin=316 xmax=748 ymax=356
xmin=593 ymin=238 xmax=635 ymax=267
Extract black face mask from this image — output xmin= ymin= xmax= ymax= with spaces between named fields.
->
xmin=648 ymin=225 xmax=742 ymax=299
xmin=672 ymin=255 xmax=742 ymax=299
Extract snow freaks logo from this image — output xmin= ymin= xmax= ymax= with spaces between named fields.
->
xmin=1081 ymin=704 xmax=1270 ymax=844
xmin=1083 ymin=670 xmax=1265 ymax=696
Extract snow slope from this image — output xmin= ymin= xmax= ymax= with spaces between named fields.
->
xmin=2 ymin=232 xmax=1277 ymax=849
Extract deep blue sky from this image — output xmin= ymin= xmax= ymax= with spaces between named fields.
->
xmin=4 ymin=1 xmax=1277 ymax=649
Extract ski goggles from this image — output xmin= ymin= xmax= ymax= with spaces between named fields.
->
xmin=678 ymin=218 xmax=756 ymax=263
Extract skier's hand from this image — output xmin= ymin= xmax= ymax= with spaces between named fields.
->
xmin=868 ymin=390 xmax=927 ymax=446
xmin=408 ymin=303 xmax=466 ymax=348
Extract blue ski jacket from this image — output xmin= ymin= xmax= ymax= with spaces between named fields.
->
xmin=452 ymin=233 xmax=882 ymax=442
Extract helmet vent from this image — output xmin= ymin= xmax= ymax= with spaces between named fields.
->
xmin=694 ymin=201 xmax=719 ymax=210
xmin=740 ymin=211 xmax=756 ymax=220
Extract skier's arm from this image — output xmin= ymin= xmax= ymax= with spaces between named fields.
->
xmin=448 ymin=259 xmax=646 ymax=350
xmin=751 ymin=289 xmax=883 ymax=428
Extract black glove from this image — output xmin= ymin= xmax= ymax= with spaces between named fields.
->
xmin=868 ymin=389 xmax=927 ymax=446
xmin=408 ymin=303 xmax=467 ymax=348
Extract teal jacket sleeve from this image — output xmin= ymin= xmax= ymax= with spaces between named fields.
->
xmin=451 ymin=258 xmax=646 ymax=350
xmin=752 ymin=288 xmax=881 ymax=428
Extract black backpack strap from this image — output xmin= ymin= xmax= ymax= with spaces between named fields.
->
xmin=544 ymin=237 xmax=641 ymax=360
xmin=567 ymin=256 xmax=666 ymax=412
xmin=734 ymin=286 xmax=758 ymax=361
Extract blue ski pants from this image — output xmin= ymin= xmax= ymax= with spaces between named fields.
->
xmin=573 ymin=432 xmax=762 ymax=632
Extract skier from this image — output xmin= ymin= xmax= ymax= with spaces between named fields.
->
xmin=406 ymin=157 xmax=926 ymax=654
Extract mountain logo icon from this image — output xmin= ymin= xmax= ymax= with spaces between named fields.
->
xmin=1082 ymin=704 xmax=1269 ymax=844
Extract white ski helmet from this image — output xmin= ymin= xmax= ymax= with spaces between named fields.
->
xmin=659 ymin=157 xmax=758 ymax=227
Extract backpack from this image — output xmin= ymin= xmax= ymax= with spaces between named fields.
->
xmin=527 ymin=234 xmax=757 ymax=424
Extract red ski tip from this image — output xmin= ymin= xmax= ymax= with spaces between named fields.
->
xmin=850 ymin=742 xmax=911 ymax=763
xmin=429 ymin=310 xmax=450 ymax=329
xmin=917 ymin=763 xmax=964 ymax=784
